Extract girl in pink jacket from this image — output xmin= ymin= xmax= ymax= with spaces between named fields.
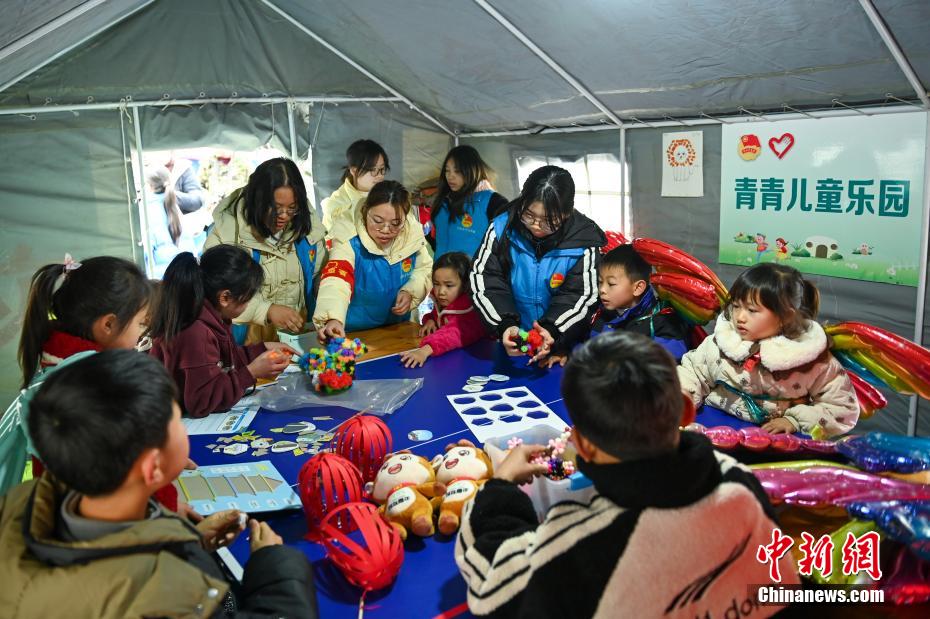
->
xmin=400 ymin=252 xmax=489 ymax=367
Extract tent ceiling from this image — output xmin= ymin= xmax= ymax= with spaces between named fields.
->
xmin=0 ymin=0 xmax=928 ymax=132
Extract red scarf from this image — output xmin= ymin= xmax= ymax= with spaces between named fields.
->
xmin=34 ymin=332 xmax=179 ymax=511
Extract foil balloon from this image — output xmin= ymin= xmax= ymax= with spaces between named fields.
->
xmin=846 ymin=372 xmax=887 ymax=418
xmin=632 ymin=238 xmax=728 ymax=301
xmin=827 ymin=322 xmax=930 ymax=400
xmin=880 ymin=543 xmax=930 ymax=605
xmin=846 ymin=500 xmax=930 ymax=562
xmin=754 ymin=466 xmax=930 ymax=508
xmin=751 ymin=460 xmax=856 ymax=472
xmin=685 ymin=425 xmax=836 ymax=455
xmin=808 ymin=519 xmax=879 ymax=586
xmin=836 ymin=433 xmax=930 ymax=473
xmin=650 ymin=272 xmax=720 ymax=311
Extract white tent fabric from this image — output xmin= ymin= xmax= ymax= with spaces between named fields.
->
xmin=0 ymin=0 xmax=928 ymax=433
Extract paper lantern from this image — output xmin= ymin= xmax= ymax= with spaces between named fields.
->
xmin=320 ymin=502 xmax=404 ymax=593
xmin=331 ymin=414 xmax=393 ymax=484
xmin=297 ymin=453 xmax=363 ymax=540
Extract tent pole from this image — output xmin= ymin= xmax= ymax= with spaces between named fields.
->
xmin=258 ymin=0 xmax=454 ymax=137
xmin=118 ymin=107 xmax=140 ymax=265
xmin=130 ymin=106 xmax=156 ymax=277
xmin=858 ymin=0 xmax=930 ymax=108
xmin=907 ymin=111 xmax=930 ymax=436
xmin=459 ymin=104 xmax=920 ymax=137
xmin=0 ymin=96 xmax=402 ymax=117
xmin=472 ymin=0 xmax=622 ymax=127
xmin=619 ymin=127 xmax=627 ymax=233
xmin=287 ymin=100 xmax=299 ymax=161
xmin=0 ymin=0 xmax=159 ymax=95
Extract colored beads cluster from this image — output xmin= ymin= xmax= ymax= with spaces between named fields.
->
xmin=510 ymin=428 xmax=577 ymax=480
xmin=298 ymin=337 xmax=368 ymax=394
xmin=514 ymin=328 xmax=544 ymax=356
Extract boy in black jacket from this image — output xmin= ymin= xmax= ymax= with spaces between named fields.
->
xmin=551 ymin=244 xmax=690 ymax=365
xmin=455 ymin=331 xmax=798 ymax=618
xmin=0 ymin=350 xmax=317 ymax=618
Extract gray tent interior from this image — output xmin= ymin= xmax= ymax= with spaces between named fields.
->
xmin=1 ymin=0 xmax=928 ymax=435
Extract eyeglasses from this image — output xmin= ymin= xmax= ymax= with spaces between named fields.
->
xmin=520 ymin=210 xmax=559 ymax=234
xmin=367 ymin=214 xmax=405 ymax=233
xmin=275 ymin=206 xmax=298 ymax=216
xmin=363 ymin=166 xmax=387 ymax=177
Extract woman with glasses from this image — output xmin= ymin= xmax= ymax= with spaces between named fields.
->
xmin=470 ymin=165 xmax=606 ymax=364
xmin=313 ymin=180 xmax=432 ymax=340
xmin=430 ymin=145 xmax=508 ymax=259
xmin=205 ymin=157 xmax=325 ymax=344
xmin=322 ymin=139 xmax=390 ymax=241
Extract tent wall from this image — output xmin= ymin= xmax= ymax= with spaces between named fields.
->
xmin=303 ymin=102 xmax=452 ymax=200
xmin=0 ymin=110 xmax=137 ymax=406
xmin=624 ymin=125 xmax=930 ymax=436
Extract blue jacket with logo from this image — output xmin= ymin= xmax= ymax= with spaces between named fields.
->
xmin=432 ymin=190 xmax=508 ymax=259
xmin=470 ymin=211 xmax=605 ymax=341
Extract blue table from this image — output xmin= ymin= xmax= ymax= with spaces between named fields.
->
xmin=193 ymin=339 xmax=569 ymax=619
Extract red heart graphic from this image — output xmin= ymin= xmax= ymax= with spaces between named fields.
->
xmin=768 ymin=133 xmax=795 ymax=159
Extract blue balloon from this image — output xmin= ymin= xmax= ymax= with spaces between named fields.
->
xmin=847 ymin=500 xmax=930 ymax=562
xmin=837 ymin=433 xmax=930 ymax=473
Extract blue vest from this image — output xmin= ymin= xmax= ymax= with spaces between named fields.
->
xmin=232 ymin=237 xmax=318 ymax=344
xmin=493 ymin=214 xmax=584 ymax=330
xmin=434 ymin=190 xmax=493 ymax=259
xmin=344 ymin=236 xmax=417 ymax=331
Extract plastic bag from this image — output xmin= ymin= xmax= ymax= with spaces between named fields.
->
xmin=257 ymin=374 xmax=423 ymax=416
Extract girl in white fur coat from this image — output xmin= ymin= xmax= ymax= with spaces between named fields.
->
xmin=678 ymin=263 xmax=858 ymax=438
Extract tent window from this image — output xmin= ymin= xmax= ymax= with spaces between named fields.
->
xmin=515 ymin=154 xmax=630 ymax=235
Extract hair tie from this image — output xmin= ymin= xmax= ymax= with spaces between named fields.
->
xmin=52 ymin=253 xmax=82 ymax=294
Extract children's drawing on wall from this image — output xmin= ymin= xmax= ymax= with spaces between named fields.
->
xmin=661 ymin=130 xmax=703 ymax=197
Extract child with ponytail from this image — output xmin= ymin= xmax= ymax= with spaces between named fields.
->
xmin=678 ymin=263 xmax=858 ymax=437
xmin=1 ymin=255 xmax=151 ymax=496
xmin=148 ymin=245 xmax=294 ymax=418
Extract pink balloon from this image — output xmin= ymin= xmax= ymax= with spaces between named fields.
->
xmin=769 ymin=433 xmax=802 ymax=452
xmin=754 ymin=466 xmax=930 ymax=508
xmin=704 ymin=426 xmax=740 ymax=449
xmin=738 ymin=427 xmax=772 ymax=451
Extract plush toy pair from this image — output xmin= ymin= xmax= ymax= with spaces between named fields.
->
xmin=367 ymin=439 xmax=493 ymax=539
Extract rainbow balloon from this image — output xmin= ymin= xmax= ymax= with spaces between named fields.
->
xmin=632 ymin=238 xmax=728 ymax=302
xmin=827 ymin=322 xmax=930 ymax=400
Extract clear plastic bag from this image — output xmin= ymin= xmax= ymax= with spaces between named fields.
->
xmin=257 ymin=374 xmax=423 ymax=416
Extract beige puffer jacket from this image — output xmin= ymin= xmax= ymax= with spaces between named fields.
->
xmin=678 ymin=314 xmax=859 ymax=437
xmin=205 ymin=188 xmax=326 ymax=340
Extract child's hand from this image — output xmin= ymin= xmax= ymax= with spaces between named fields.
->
xmin=264 ymin=341 xmax=298 ymax=358
xmin=247 ymin=350 xmax=291 ymax=379
xmin=318 ymin=319 xmax=345 ymax=344
xmin=527 ymin=321 xmax=555 ymax=365
xmin=541 ymin=354 xmax=567 ymax=369
xmin=495 ymin=443 xmax=550 ymax=485
xmin=197 ymin=510 xmax=246 ymax=551
xmin=419 ymin=319 xmax=438 ymax=337
xmin=176 ymin=501 xmax=203 ymax=523
xmin=762 ymin=417 xmax=796 ymax=434
xmin=400 ymin=346 xmax=432 ymax=368
xmin=501 ymin=326 xmax=522 ymax=356
xmin=248 ymin=518 xmax=283 ymax=552
xmin=267 ymin=304 xmax=303 ymax=332
xmin=392 ymin=290 xmax=413 ymax=315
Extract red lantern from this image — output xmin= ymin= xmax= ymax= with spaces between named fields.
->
xmin=320 ymin=502 xmax=404 ymax=593
xmin=297 ymin=453 xmax=363 ymax=540
xmin=331 ymin=414 xmax=393 ymax=484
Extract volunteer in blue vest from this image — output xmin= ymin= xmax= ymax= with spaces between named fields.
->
xmin=313 ymin=180 xmax=432 ymax=341
xmin=430 ymin=145 xmax=508 ymax=259
xmin=205 ymin=157 xmax=325 ymax=343
xmin=470 ymin=165 xmax=606 ymax=363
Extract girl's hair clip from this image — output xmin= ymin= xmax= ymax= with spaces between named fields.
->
xmin=62 ymin=253 xmax=82 ymax=272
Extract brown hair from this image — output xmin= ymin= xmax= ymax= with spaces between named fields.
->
xmin=361 ymin=180 xmax=411 ymax=222
xmin=724 ymin=263 xmax=820 ymax=339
